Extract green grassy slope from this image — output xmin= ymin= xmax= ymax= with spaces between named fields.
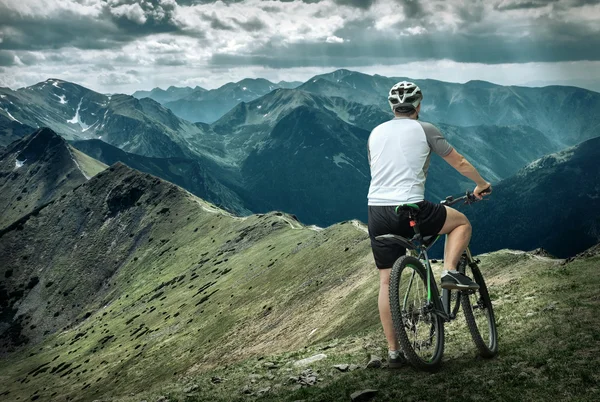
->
xmin=70 ymin=146 xmax=108 ymax=179
xmin=0 ymin=162 xmax=379 ymax=401
xmin=125 ymin=249 xmax=600 ymax=402
xmin=1 ymin=161 xmax=599 ymax=401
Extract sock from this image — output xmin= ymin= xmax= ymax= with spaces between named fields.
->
xmin=388 ymin=350 xmax=401 ymax=359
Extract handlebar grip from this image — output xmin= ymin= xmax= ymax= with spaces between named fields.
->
xmin=479 ymin=186 xmax=492 ymax=195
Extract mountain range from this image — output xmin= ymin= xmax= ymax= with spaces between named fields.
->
xmin=1 ymin=69 xmax=599 ymax=251
xmin=300 ymin=70 xmax=600 ymax=147
xmin=0 ymin=79 xmax=207 ymax=159
xmin=132 ymin=85 xmax=206 ymax=104
xmin=135 ymin=78 xmax=302 ymax=124
xmin=0 ymin=128 xmax=599 ymax=401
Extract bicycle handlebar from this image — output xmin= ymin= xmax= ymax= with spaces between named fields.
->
xmin=440 ymin=187 xmax=491 ymax=207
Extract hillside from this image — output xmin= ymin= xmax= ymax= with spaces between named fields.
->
xmin=71 ymin=138 xmax=250 ymax=215
xmin=0 ymin=128 xmax=105 ymax=228
xmin=0 ymin=160 xmax=379 ymax=398
xmin=0 ymin=113 xmax=35 ymax=147
xmin=466 ymin=136 xmax=600 ymax=258
xmin=0 ymin=156 xmax=598 ymax=400
xmin=240 ymin=105 xmax=370 ymax=225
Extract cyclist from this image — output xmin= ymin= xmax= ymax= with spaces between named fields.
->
xmin=367 ymin=81 xmax=492 ymax=367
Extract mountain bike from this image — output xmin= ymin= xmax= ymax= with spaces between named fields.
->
xmin=375 ymin=190 xmax=498 ymax=371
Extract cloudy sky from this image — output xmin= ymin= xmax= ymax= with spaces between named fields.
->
xmin=1 ymin=0 xmax=599 ymax=93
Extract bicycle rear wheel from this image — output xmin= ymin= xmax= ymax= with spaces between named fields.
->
xmin=461 ymin=263 xmax=498 ymax=357
xmin=389 ymin=256 xmax=444 ymax=371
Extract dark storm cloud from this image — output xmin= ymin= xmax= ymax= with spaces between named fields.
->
xmin=494 ymin=0 xmax=559 ymax=11
xmin=333 ymin=0 xmax=374 ymax=8
xmin=0 ymin=9 xmax=120 ymax=51
xmin=15 ymin=52 xmax=44 ymax=66
xmin=0 ymin=51 xmax=15 ymax=66
xmin=0 ymin=0 xmax=183 ymax=52
xmin=1 ymin=0 xmax=599 ymax=70
xmin=202 ymin=12 xmax=235 ymax=30
xmin=456 ymin=2 xmax=486 ymax=24
xmin=233 ymin=17 xmax=267 ymax=32
xmin=571 ymin=0 xmax=600 ymax=5
xmin=396 ymin=0 xmax=426 ymax=18
xmin=209 ymin=19 xmax=600 ymax=69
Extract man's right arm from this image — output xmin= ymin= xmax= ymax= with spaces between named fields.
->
xmin=442 ymin=149 xmax=491 ymax=198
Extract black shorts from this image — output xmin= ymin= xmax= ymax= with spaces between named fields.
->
xmin=368 ymin=201 xmax=447 ymax=269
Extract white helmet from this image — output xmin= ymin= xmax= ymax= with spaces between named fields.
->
xmin=388 ymin=81 xmax=423 ymax=112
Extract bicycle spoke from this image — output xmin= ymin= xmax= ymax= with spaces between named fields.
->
xmin=398 ymin=264 xmax=438 ymax=362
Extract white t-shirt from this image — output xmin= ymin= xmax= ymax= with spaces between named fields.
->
xmin=367 ymin=118 xmax=453 ymax=206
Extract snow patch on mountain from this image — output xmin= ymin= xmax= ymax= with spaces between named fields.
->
xmin=333 ymin=153 xmax=352 ymax=167
xmin=67 ymin=98 xmax=90 ymax=131
xmin=2 ymin=108 xmax=21 ymax=123
xmin=14 ymin=158 xmax=26 ymax=170
xmin=82 ymin=121 xmax=98 ymax=133
xmin=54 ymin=93 xmax=68 ymax=104
xmin=333 ymin=153 xmax=367 ymax=177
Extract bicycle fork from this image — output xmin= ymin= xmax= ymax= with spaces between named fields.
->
xmin=418 ymin=247 xmax=451 ymax=322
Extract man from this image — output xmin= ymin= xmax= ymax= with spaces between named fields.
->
xmin=367 ymin=81 xmax=491 ymax=368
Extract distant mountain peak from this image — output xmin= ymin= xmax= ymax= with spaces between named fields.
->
xmin=464 ymin=80 xmax=500 ymax=89
xmin=516 ymin=136 xmax=598 ymax=177
xmin=0 ymin=128 xmax=106 ymax=228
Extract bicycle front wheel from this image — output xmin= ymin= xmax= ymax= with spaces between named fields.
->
xmin=461 ymin=263 xmax=498 ymax=358
xmin=389 ymin=256 xmax=444 ymax=371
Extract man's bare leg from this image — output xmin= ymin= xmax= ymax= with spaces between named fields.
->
xmin=438 ymin=206 xmax=471 ymax=271
xmin=378 ymin=268 xmax=398 ymax=351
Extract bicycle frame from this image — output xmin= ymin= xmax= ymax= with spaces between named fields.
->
xmin=380 ymin=232 xmax=475 ymax=323
xmin=413 ymin=237 xmax=450 ymax=322
xmin=379 ymin=190 xmax=490 ymax=323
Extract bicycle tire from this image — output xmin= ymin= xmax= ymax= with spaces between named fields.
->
xmin=450 ymin=289 xmax=461 ymax=318
xmin=390 ymin=255 xmax=445 ymax=371
xmin=460 ymin=263 xmax=498 ymax=358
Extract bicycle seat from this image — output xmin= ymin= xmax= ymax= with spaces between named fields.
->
xmin=422 ymin=235 xmax=438 ymax=247
xmin=375 ymin=234 xmax=414 ymax=249
xmin=395 ymin=203 xmax=420 ymax=214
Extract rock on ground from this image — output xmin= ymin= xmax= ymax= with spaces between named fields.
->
xmin=350 ymin=389 xmax=378 ymax=401
xmin=294 ymin=353 xmax=327 ymax=367
xmin=366 ymin=355 xmax=382 ymax=368
xmin=333 ymin=364 xmax=350 ymax=372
